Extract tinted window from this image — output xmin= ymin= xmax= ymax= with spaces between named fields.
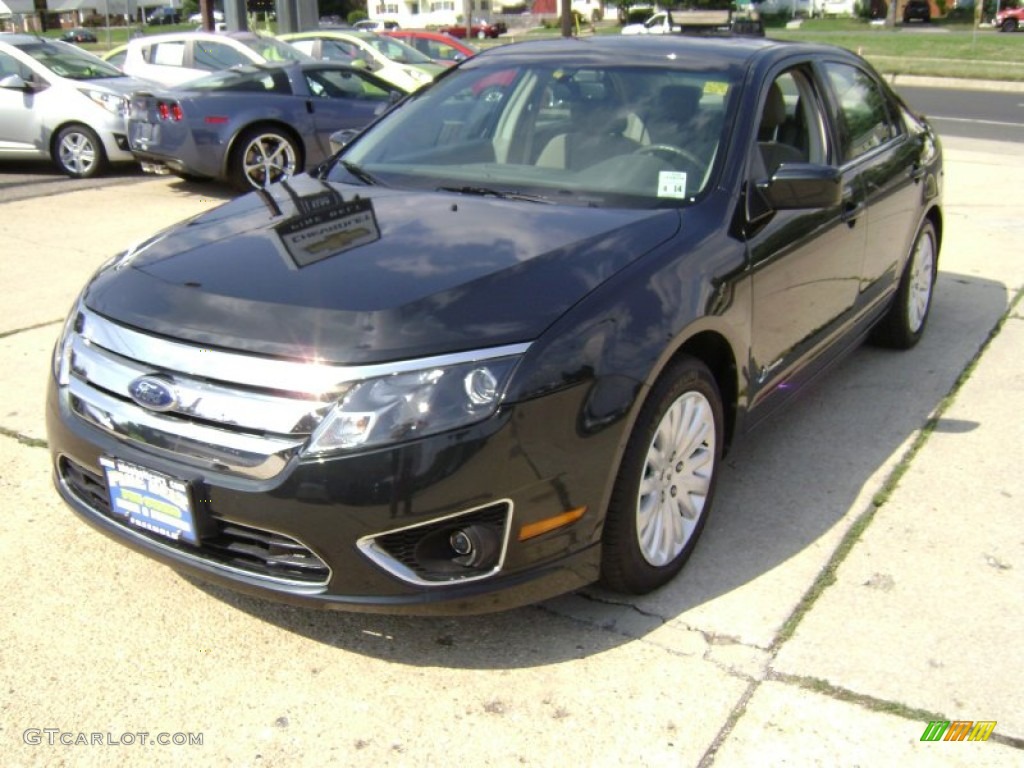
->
xmin=822 ymin=62 xmax=899 ymax=163
xmin=187 ymin=66 xmax=291 ymax=94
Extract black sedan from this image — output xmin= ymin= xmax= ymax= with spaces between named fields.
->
xmin=47 ymin=36 xmax=942 ymax=614
xmin=127 ymin=61 xmax=406 ymax=190
xmin=59 ymin=28 xmax=99 ymax=44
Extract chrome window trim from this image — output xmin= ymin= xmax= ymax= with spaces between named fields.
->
xmin=356 ymin=500 xmax=514 ymax=587
xmin=80 ymin=308 xmax=531 ymax=396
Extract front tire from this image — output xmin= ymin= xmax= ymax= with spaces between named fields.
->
xmin=601 ymin=357 xmax=723 ymax=594
xmin=871 ymin=219 xmax=937 ymax=349
xmin=54 ymin=124 xmax=107 ymax=179
xmin=229 ymin=127 xmax=301 ymax=191
xmin=1002 ymin=19 xmax=1018 ymax=32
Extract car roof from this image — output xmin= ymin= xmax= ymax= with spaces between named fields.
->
xmin=127 ymin=31 xmax=271 ymax=47
xmin=472 ymin=34 xmax=823 ymax=69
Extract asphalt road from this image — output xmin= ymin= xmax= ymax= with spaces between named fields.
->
xmin=897 ymin=84 xmax=1024 ymax=143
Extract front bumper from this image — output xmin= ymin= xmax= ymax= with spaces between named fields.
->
xmin=46 ymin=369 xmax=614 ymax=615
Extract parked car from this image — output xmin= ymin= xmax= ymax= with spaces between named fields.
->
xmin=47 ymin=35 xmax=942 ymax=615
xmin=188 ymin=10 xmax=225 ymax=23
xmin=385 ymin=29 xmax=478 ymax=65
xmin=440 ymin=18 xmax=507 ymax=39
xmin=59 ymin=28 xmax=99 ymax=44
xmin=146 ymin=6 xmax=181 ymax=25
xmin=125 ymin=61 xmax=405 ymax=190
xmin=100 ymin=44 xmax=128 ymax=70
xmin=0 ymin=34 xmax=148 ymax=177
xmin=277 ymin=30 xmax=442 ymax=91
xmin=118 ymin=31 xmax=309 ymax=87
xmin=354 ymin=19 xmax=401 ymax=31
xmin=994 ymin=2 xmax=1023 ymax=30
xmin=902 ymin=0 xmax=932 ymax=22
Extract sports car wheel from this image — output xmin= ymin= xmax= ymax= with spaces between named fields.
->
xmin=601 ymin=357 xmax=722 ymax=594
xmin=54 ymin=124 xmax=107 ymax=179
xmin=871 ymin=219 xmax=937 ymax=349
xmin=230 ymin=127 xmax=301 ymax=191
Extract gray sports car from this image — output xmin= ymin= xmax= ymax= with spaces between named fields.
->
xmin=127 ymin=61 xmax=407 ymax=190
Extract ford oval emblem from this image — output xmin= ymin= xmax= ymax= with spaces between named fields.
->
xmin=128 ymin=376 xmax=178 ymax=412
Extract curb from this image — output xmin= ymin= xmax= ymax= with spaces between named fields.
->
xmin=883 ymin=73 xmax=1024 ymax=92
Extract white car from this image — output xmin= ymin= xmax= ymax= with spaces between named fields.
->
xmin=277 ymin=30 xmax=441 ymax=92
xmin=0 ymin=34 xmax=148 ymax=177
xmin=118 ymin=31 xmax=309 ymax=87
xmin=188 ymin=10 xmax=225 ymax=23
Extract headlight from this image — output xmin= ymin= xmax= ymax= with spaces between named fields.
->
xmin=80 ymin=88 xmax=128 ymax=117
xmin=53 ymin=299 xmax=83 ymax=387
xmin=305 ymin=354 xmax=522 ymax=455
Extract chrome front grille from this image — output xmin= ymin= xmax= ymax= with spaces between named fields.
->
xmin=62 ymin=307 xmax=338 ymax=480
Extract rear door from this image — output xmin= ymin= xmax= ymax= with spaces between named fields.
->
xmin=818 ymin=60 xmax=922 ymax=318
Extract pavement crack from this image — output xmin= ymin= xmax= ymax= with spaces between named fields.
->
xmin=0 ymin=426 xmax=48 ymax=450
xmin=0 ymin=318 xmax=63 ymax=340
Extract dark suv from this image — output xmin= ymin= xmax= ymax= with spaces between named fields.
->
xmin=903 ymin=0 xmax=932 ymax=22
xmin=146 ymin=6 xmax=181 ymax=24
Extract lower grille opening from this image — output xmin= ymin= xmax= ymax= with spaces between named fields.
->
xmin=59 ymin=456 xmax=330 ymax=586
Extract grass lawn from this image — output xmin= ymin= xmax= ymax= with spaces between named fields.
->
xmin=769 ymin=20 xmax=1024 ymax=80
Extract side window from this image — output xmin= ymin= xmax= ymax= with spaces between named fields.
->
xmin=755 ymin=68 xmax=828 ymax=175
xmin=148 ymin=42 xmax=186 ymax=67
xmin=822 ymin=62 xmax=900 ymax=163
xmin=321 ymin=41 xmax=362 ymax=66
xmin=0 ymin=51 xmax=31 ymax=79
xmin=192 ymin=42 xmax=250 ymax=71
xmin=306 ymin=69 xmax=391 ymax=100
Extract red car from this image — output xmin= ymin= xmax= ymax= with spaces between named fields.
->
xmin=385 ymin=29 xmax=478 ymax=65
xmin=440 ymin=18 xmax=507 ymax=39
xmin=995 ymin=3 xmax=1023 ymax=31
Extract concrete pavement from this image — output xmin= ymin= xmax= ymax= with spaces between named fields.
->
xmin=0 ymin=136 xmax=1021 ymax=767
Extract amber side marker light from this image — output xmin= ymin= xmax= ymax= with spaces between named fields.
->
xmin=518 ymin=507 xmax=587 ymax=542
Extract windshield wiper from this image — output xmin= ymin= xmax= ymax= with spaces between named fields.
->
xmin=436 ymin=185 xmax=552 ymax=204
xmin=340 ymin=160 xmax=385 ymax=187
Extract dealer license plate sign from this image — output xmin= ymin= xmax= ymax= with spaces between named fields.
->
xmin=100 ymin=458 xmax=198 ymax=546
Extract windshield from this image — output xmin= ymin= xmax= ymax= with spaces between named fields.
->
xmin=329 ymin=60 xmax=738 ymax=208
xmin=358 ymin=33 xmax=434 ymax=65
xmin=243 ymin=36 xmax=310 ymax=63
xmin=17 ymin=40 xmax=124 ymax=80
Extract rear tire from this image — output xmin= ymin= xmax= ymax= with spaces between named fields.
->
xmin=54 ymin=124 xmax=107 ymax=179
xmin=871 ymin=219 xmax=937 ymax=349
xmin=600 ymin=357 xmax=723 ymax=594
xmin=229 ymin=126 xmax=301 ymax=192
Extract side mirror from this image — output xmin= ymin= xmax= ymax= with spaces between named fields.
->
xmin=350 ymin=59 xmax=369 ymax=70
xmin=0 ymin=73 xmax=31 ymax=91
xmin=757 ymin=163 xmax=842 ymax=210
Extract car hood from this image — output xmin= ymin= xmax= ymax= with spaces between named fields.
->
xmin=84 ymin=177 xmax=681 ymax=364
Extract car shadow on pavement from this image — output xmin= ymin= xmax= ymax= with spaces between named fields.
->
xmin=185 ymin=268 xmax=1010 ymax=669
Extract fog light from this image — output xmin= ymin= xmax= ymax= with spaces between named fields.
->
xmin=449 ymin=524 xmax=500 ymax=568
